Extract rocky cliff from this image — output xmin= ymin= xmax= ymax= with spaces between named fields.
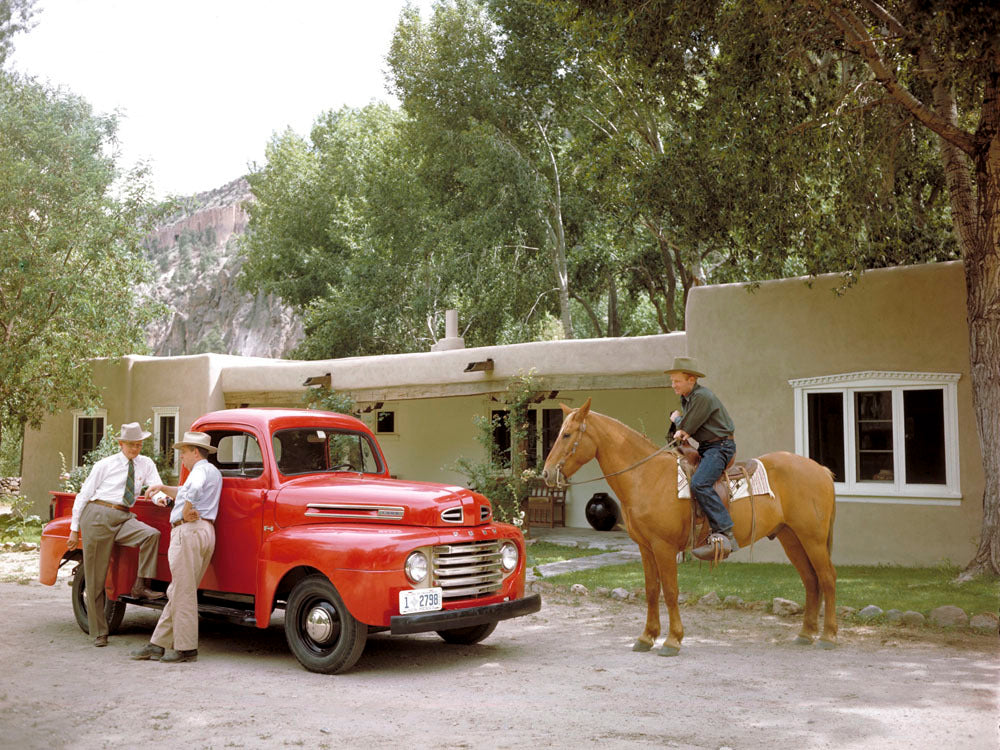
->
xmin=143 ymin=178 xmax=303 ymax=358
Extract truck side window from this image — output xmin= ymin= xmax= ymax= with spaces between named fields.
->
xmin=211 ymin=431 xmax=265 ymax=479
xmin=273 ymin=428 xmax=382 ymax=476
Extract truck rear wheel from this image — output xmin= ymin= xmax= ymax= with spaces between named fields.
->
xmin=71 ymin=563 xmax=126 ymax=635
xmin=284 ymin=575 xmax=367 ymax=674
xmin=436 ymin=622 xmax=497 ymax=645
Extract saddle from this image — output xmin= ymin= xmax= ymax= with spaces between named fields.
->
xmin=675 ymin=442 xmax=759 ymax=552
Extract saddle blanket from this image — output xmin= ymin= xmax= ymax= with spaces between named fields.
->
xmin=678 ymin=458 xmax=774 ymax=500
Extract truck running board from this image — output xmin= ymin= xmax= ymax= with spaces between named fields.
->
xmin=119 ymin=594 xmax=257 ymax=626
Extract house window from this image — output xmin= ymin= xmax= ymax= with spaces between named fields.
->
xmin=790 ymin=372 xmax=960 ymax=503
xmin=491 ymin=409 xmax=511 ymax=467
xmin=376 ymin=410 xmax=395 ymax=434
xmin=490 ymin=408 xmax=558 ymax=469
xmin=73 ymin=410 xmax=107 ymax=467
xmin=152 ymin=407 xmax=179 ymax=473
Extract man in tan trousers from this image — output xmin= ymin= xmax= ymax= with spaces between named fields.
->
xmin=67 ymin=422 xmax=165 ymax=647
xmin=130 ymin=431 xmax=221 ymax=663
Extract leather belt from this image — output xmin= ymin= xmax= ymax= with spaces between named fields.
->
xmin=702 ymin=434 xmax=734 ymax=444
xmin=91 ymin=499 xmax=129 ymax=511
xmin=172 ymin=518 xmax=213 ymax=528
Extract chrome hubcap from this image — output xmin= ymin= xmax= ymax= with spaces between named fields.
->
xmin=305 ymin=605 xmax=334 ymax=643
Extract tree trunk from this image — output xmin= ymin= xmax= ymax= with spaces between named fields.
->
xmin=958 ymin=123 xmax=1000 ymax=579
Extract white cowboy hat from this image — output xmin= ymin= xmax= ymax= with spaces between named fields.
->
xmin=117 ymin=422 xmax=152 ymax=441
xmin=172 ymin=431 xmax=218 ymax=454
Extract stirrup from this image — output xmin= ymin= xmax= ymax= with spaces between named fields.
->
xmin=692 ymin=532 xmax=735 ymax=563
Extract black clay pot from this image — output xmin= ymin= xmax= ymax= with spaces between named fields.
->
xmin=585 ymin=492 xmax=619 ymax=531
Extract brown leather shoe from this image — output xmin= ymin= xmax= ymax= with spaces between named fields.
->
xmin=130 ymin=577 xmax=165 ymax=600
xmin=94 ymin=635 xmax=108 ymax=647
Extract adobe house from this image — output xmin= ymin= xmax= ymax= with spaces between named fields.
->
xmin=21 ymin=260 xmax=983 ymax=566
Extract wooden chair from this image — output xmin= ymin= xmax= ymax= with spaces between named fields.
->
xmin=525 ymin=479 xmax=566 ymax=528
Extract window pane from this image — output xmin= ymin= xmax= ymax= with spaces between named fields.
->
xmin=376 ymin=411 xmax=395 ymax=433
xmin=904 ymin=389 xmax=946 ymax=484
xmin=807 ymin=393 xmax=845 ymax=482
xmin=158 ymin=415 xmax=176 ymax=469
xmin=855 ymin=391 xmax=893 ymax=481
xmin=491 ymin=410 xmax=511 ymax=468
xmin=77 ymin=417 xmax=104 ymax=466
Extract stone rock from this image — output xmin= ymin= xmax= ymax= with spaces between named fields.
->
xmin=699 ymin=591 xmax=721 ymax=607
xmin=677 ymin=592 xmax=690 ymax=605
xmin=900 ymin=610 xmax=926 ymax=627
xmin=594 ymin=587 xmax=611 ymax=597
xmin=837 ymin=606 xmax=857 ymax=618
xmin=610 ymin=587 xmax=630 ymax=601
xmin=772 ymin=597 xmax=803 ymax=616
xmin=570 ymin=583 xmax=589 ymax=596
xmin=929 ymin=605 xmax=968 ymax=628
xmin=142 ymin=178 xmax=303 ymax=358
xmin=723 ymin=595 xmax=745 ymax=609
xmin=969 ymin=613 xmax=999 ymax=633
xmin=885 ymin=609 xmax=904 ymax=623
xmin=857 ymin=604 xmax=884 ymax=621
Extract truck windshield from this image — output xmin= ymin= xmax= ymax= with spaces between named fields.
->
xmin=272 ymin=428 xmax=382 ymax=476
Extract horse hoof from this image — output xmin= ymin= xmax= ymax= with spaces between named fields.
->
xmin=657 ymin=644 xmax=680 ymax=657
xmin=632 ymin=640 xmax=653 ymax=652
xmin=816 ymin=639 xmax=837 ymax=650
xmin=793 ymin=635 xmax=813 ymax=646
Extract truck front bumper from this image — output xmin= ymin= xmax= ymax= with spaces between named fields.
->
xmin=389 ymin=593 xmax=542 ymax=635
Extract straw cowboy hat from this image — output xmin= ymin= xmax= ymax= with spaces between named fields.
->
xmin=172 ymin=431 xmax=218 ymax=454
xmin=117 ymin=422 xmax=152 ymax=441
xmin=664 ymin=356 xmax=706 ymax=379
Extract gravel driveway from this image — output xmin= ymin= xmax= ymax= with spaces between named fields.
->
xmin=1 ymin=550 xmax=997 ymax=750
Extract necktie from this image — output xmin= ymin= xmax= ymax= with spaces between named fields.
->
xmin=124 ymin=459 xmax=135 ymax=507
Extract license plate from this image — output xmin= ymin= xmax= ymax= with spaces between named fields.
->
xmin=399 ymin=587 xmax=443 ymax=615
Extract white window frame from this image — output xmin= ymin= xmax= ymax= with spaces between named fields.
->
xmin=789 ymin=371 xmax=961 ymax=505
xmin=152 ymin=406 xmax=180 ymax=472
xmin=72 ymin=409 xmax=108 ymax=468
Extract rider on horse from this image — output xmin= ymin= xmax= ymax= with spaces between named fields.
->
xmin=666 ymin=356 xmax=740 ymax=561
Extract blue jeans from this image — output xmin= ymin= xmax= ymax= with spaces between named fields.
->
xmin=691 ymin=438 xmax=736 ymax=534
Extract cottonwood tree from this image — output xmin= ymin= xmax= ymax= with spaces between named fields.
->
xmin=565 ymin=0 xmax=997 ymax=576
xmin=0 ymin=72 xmax=158 ymax=465
xmin=388 ymin=0 xmax=580 ymax=337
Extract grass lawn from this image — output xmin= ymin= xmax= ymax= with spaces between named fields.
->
xmin=538 ymin=554 xmax=1000 ymax=617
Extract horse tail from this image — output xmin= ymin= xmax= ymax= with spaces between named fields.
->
xmin=824 ymin=466 xmax=836 ymax=554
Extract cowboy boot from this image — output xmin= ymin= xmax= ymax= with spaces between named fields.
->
xmin=131 ymin=577 xmax=164 ymax=599
xmin=692 ymin=530 xmax=739 ymax=561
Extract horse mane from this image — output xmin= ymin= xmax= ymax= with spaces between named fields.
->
xmin=587 ymin=409 xmax=661 ymax=454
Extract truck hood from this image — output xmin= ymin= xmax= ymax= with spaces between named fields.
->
xmin=273 ymin=475 xmax=493 ymax=529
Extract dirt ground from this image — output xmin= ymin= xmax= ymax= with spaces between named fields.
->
xmin=0 ymin=549 xmax=997 ymax=750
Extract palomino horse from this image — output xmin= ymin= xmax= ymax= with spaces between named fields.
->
xmin=541 ymin=399 xmax=837 ymax=655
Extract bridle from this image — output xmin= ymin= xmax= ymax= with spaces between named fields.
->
xmin=550 ymin=420 xmax=680 ymax=488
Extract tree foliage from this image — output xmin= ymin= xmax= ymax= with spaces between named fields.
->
xmin=560 ymin=0 xmax=998 ymax=576
xmin=0 ymin=72 xmax=159 ymax=454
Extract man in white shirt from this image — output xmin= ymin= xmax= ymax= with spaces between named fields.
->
xmin=130 ymin=431 xmax=221 ymax=664
xmin=66 ymin=422 xmax=165 ymax=647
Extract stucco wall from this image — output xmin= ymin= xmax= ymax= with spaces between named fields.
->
xmin=685 ymin=261 xmax=982 ymax=565
xmin=21 ymin=355 xmax=228 ymax=516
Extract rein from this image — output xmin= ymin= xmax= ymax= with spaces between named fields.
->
xmin=554 ymin=422 xmax=680 ymax=486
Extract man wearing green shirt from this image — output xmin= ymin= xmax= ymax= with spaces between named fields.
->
xmin=666 ymin=357 xmax=739 ymax=560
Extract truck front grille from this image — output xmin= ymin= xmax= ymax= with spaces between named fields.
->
xmin=432 ymin=540 xmax=503 ymax=600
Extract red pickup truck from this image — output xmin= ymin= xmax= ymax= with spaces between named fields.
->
xmin=39 ymin=408 xmax=540 ymax=673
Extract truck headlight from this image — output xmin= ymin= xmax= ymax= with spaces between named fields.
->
xmin=405 ymin=551 xmax=428 ymax=583
xmin=500 ymin=542 xmax=518 ymax=572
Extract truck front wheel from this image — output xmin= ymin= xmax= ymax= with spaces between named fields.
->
xmin=71 ymin=563 xmax=126 ymax=635
xmin=436 ymin=622 xmax=497 ymax=645
xmin=284 ymin=575 xmax=367 ymax=674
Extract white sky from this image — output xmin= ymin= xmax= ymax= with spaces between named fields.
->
xmin=8 ymin=0 xmax=432 ymax=199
